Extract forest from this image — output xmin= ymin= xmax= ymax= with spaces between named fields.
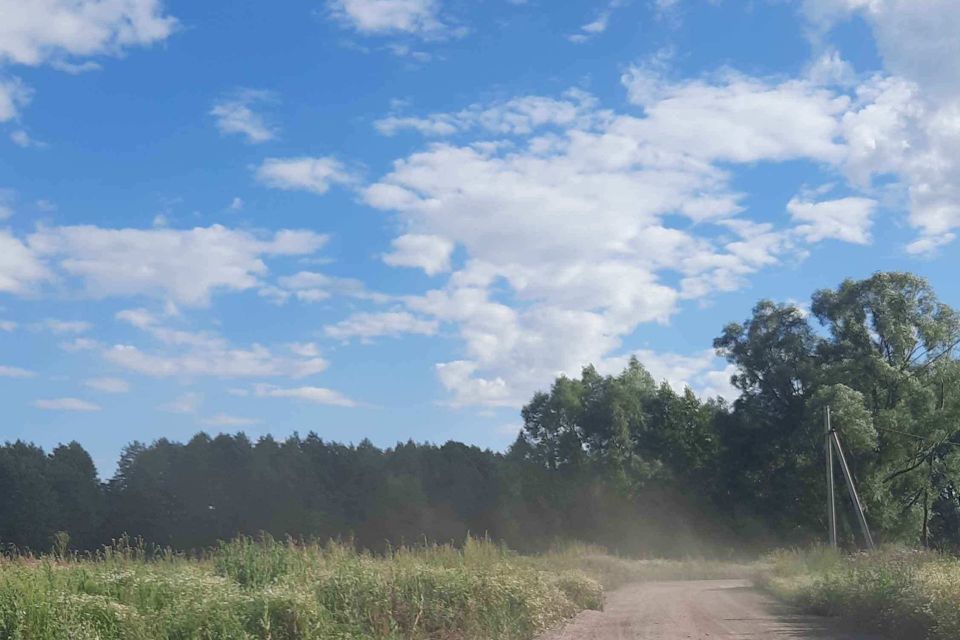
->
xmin=3 ymin=271 xmax=960 ymax=556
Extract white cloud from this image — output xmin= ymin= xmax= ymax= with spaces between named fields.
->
xmin=435 ymin=360 xmax=511 ymax=407
xmin=253 ymin=383 xmax=357 ymax=407
xmin=256 ymin=157 xmax=353 ymax=194
xmin=365 ymin=66 xmax=861 ymax=407
xmin=619 ymin=68 xmax=849 ymax=163
xmin=107 ymin=308 xmax=329 ymax=378
xmin=0 ymin=1 xmax=175 ymax=122
xmin=60 ymin=337 xmax=99 ymax=352
xmin=0 ymin=189 xmax=13 ymax=220
xmin=805 ymin=50 xmax=857 ymax=88
xmin=804 ymin=0 xmax=960 ymax=99
xmin=288 ymin=342 xmax=322 ymax=358
xmin=788 ymin=196 xmax=876 ymax=244
xmin=0 ymin=320 xmax=16 ymax=331
xmin=382 ymin=234 xmax=454 ymax=275
xmin=211 ymin=89 xmax=277 ymax=143
xmin=40 ymin=318 xmax=92 ymax=334
xmin=0 ymin=229 xmax=49 ymax=294
xmin=10 ymin=129 xmax=42 ymax=147
xmin=803 ymin=1 xmax=960 ymax=251
xmin=375 ymin=90 xmax=601 ymax=137
xmin=229 ymin=197 xmax=244 ymax=211
xmin=603 ymin=349 xmax=738 ymax=400
xmin=0 ymin=0 xmax=177 ymax=67
xmin=328 ymin=0 xmax=454 ymax=39
xmin=0 ymin=364 xmax=34 ymax=378
xmin=116 ymin=308 xmax=221 ymax=347
xmin=158 ymin=391 xmax=202 ymax=414
xmin=28 ymin=224 xmax=327 ymax=306
xmin=201 ymin=413 xmax=260 ymax=427
xmin=106 ymin=343 xmax=329 ymax=379
xmin=567 ymin=0 xmax=625 ymax=43
xmin=84 ymin=377 xmax=130 ymax=393
xmin=325 ymin=311 xmax=438 ymax=341
xmin=0 ymin=77 xmax=31 ymax=121
xmin=905 ymin=233 xmax=956 ymax=256
xmin=33 ymin=397 xmax=101 ymax=411
xmin=264 ymin=270 xmax=388 ymax=304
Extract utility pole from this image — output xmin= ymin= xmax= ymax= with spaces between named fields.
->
xmin=826 ymin=406 xmax=837 ymax=549
xmin=830 ymin=424 xmax=875 ymax=550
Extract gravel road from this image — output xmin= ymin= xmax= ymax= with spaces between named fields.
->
xmin=538 ymin=579 xmax=882 ymax=640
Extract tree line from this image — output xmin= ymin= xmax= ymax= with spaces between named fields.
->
xmin=3 ymin=272 xmax=960 ymax=555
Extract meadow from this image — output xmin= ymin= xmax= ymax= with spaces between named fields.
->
xmin=760 ymin=546 xmax=960 ymax=640
xmin=0 ymin=536 xmax=753 ymax=640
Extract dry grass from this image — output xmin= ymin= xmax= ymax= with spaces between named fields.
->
xmin=759 ymin=546 xmax=960 ymax=640
xmin=0 ymin=536 xmax=758 ymax=639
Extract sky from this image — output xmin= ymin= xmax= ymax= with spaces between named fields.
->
xmin=2 ymin=0 xmax=960 ymax=476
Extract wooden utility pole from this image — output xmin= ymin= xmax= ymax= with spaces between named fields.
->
xmin=825 ymin=406 xmax=837 ymax=548
xmin=830 ymin=423 xmax=875 ymax=550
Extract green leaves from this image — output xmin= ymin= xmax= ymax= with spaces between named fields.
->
xmin=808 ymin=385 xmax=876 ymax=455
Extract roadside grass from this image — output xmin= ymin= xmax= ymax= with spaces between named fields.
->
xmin=529 ymin=543 xmax=756 ymax=589
xmin=0 ymin=536 xmax=755 ymax=639
xmin=759 ymin=546 xmax=960 ymax=640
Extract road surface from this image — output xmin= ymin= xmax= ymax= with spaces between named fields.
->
xmin=539 ymin=580 xmax=882 ymax=640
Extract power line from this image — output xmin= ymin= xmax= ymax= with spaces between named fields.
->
xmin=873 ymin=425 xmax=960 ymax=448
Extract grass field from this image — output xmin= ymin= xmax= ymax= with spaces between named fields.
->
xmin=0 ymin=536 xmax=753 ymax=640
xmin=760 ymin=546 xmax=960 ymax=640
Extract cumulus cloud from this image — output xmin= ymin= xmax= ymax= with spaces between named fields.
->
xmin=328 ymin=0 xmax=456 ymax=39
xmin=210 ymin=89 xmax=277 ymax=143
xmin=789 ymin=196 xmax=876 ymax=244
xmin=33 ymin=397 xmax=101 ymax=411
xmin=325 ymin=311 xmax=438 ymax=341
xmin=363 ymin=67 xmax=864 ymax=406
xmin=0 ymin=1 xmax=176 ymax=122
xmin=256 ymin=157 xmax=353 ymax=194
xmin=619 ymin=68 xmax=849 ymax=163
xmin=802 ymin=0 xmax=960 ymax=251
xmin=0 ymin=0 xmax=177 ymax=67
xmin=27 ymin=224 xmax=327 ymax=306
xmin=382 ymin=234 xmax=454 ymax=275
xmin=0 ymin=229 xmax=49 ymax=294
xmin=253 ymin=384 xmax=356 ymax=407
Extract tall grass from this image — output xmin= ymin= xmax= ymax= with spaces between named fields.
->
xmin=760 ymin=546 xmax=960 ymax=640
xmin=0 ymin=536 xmax=603 ymax=639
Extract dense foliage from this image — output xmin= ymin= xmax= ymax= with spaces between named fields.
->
xmin=3 ymin=272 xmax=960 ymax=554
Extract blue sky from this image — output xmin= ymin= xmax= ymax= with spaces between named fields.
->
xmin=2 ymin=0 xmax=960 ymax=475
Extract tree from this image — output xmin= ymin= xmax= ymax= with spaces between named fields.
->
xmin=48 ymin=442 xmax=104 ymax=549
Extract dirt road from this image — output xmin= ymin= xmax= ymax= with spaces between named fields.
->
xmin=539 ymin=580 xmax=882 ymax=640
